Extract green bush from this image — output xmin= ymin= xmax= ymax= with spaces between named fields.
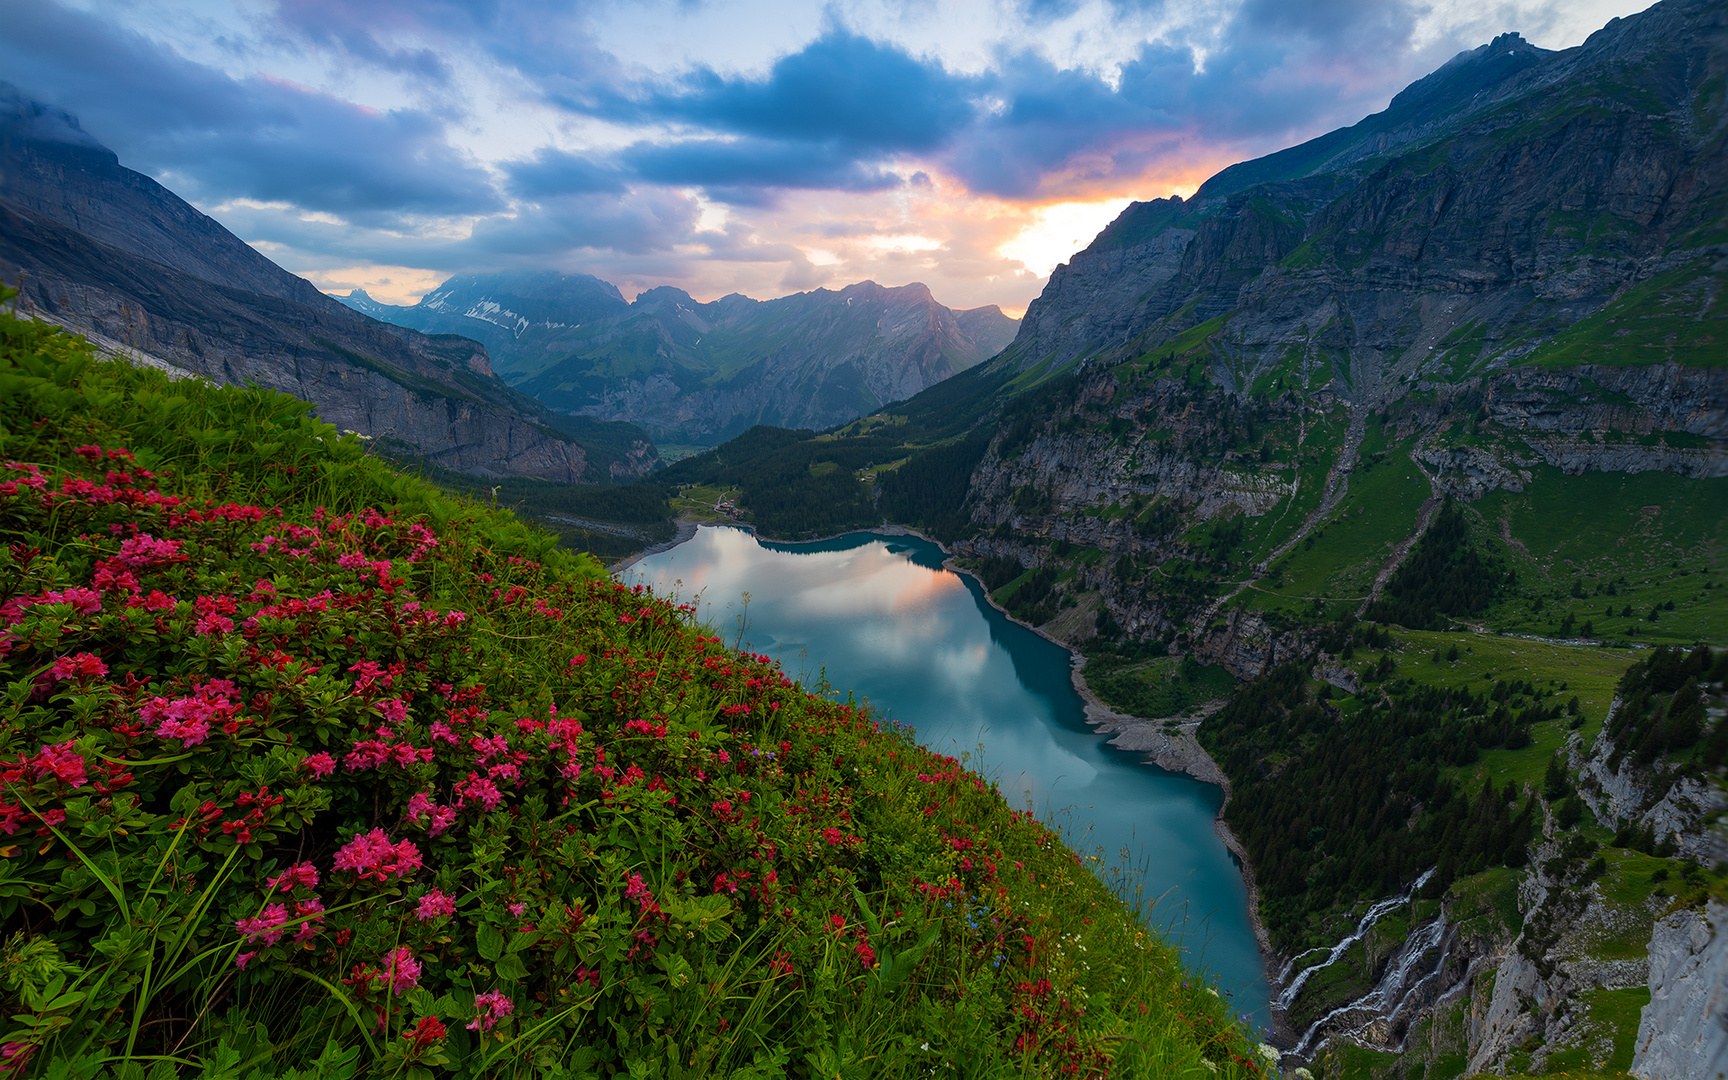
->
xmin=0 ymin=311 xmax=1267 ymax=1078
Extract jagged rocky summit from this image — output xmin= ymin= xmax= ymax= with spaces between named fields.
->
xmin=0 ymin=84 xmax=658 ymax=482
xmin=342 ymin=272 xmax=1018 ymax=446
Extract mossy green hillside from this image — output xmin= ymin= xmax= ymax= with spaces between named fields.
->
xmin=0 ymin=311 xmax=1271 ymax=1079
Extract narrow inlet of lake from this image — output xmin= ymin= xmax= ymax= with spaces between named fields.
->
xmin=620 ymin=525 xmax=1271 ymax=1030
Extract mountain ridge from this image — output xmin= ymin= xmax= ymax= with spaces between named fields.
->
xmin=339 ymin=271 xmax=1018 ymax=446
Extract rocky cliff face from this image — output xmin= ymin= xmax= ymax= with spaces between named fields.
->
xmin=346 ymin=274 xmax=1019 ymax=447
xmin=0 ymin=85 xmax=657 ymax=483
xmin=1633 ymin=901 xmax=1728 ymax=1079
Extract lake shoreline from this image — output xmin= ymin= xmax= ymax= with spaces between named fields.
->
xmin=610 ymin=513 xmax=702 ymax=572
xmin=928 ymin=545 xmax=1285 ymax=1035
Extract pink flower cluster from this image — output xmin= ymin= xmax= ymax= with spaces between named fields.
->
xmin=453 ymin=772 xmax=502 ymax=811
xmin=415 ymin=889 xmax=456 ymax=921
xmin=235 ymin=903 xmax=291 ymax=946
xmin=49 ymin=653 xmax=108 ymax=682
xmin=468 ymin=991 xmax=513 ymax=1032
xmin=113 ymin=533 xmax=185 ymax=568
xmin=139 ymin=679 xmax=240 ymax=746
xmin=0 ymin=742 xmax=89 ymax=835
xmin=405 ymin=792 xmax=458 ymax=836
xmin=343 ymin=729 xmax=433 ymax=772
xmin=2 ymin=586 xmax=103 ymax=624
xmin=379 ymin=946 xmax=421 ymax=994
xmin=332 ymin=829 xmax=422 ymax=882
xmin=267 ymin=862 xmax=319 ymax=892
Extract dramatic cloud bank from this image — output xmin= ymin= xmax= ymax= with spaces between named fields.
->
xmin=2 ymin=0 xmax=1653 ymax=312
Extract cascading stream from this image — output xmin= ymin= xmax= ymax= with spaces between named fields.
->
xmin=1291 ymin=909 xmax=1451 ymax=1058
xmin=1277 ymin=869 xmax=1434 ymax=1011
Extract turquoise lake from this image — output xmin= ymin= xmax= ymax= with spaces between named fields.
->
xmin=620 ymin=525 xmax=1270 ymax=1029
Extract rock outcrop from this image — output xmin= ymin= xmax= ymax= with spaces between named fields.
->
xmin=1633 ymin=901 xmax=1728 ymax=1080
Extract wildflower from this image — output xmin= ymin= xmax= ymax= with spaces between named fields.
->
xmin=293 ymin=898 xmax=325 ymax=944
xmin=373 ymin=697 xmax=409 ymax=725
xmin=39 ymin=587 xmax=103 ymax=616
xmin=468 ymin=991 xmax=513 ymax=1032
xmin=453 ymin=772 xmax=501 ymax=811
xmin=0 ymin=1041 xmax=34 ymax=1077
xmin=141 ymin=679 xmax=239 ymax=747
xmin=405 ymin=792 xmax=458 ymax=837
xmin=20 ymin=742 xmax=88 ymax=789
xmin=236 ymin=903 xmax=291 ymax=946
xmin=415 ymin=889 xmax=456 ymax=921
xmin=332 ymin=829 xmax=422 ymax=883
xmin=302 ymin=751 xmax=337 ymax=778
xmin=114 ymin=534 xmax=184 ymax=568
xmin=380 ymin=946 xmax=421 ymax=994
xmin=194 ymin=613 xmax=234 ymax=636
xmin=507 ymin=901 xmax=526 ymax=918
xmin=136 ymin=590 xmax=177 ymax=612
xmin=267 ymin=862 xmax=320 ymax=892
xmin=402 ymin=1015 xmax=447 ymax=1055
xmin=49 ymin=653 xmax=107 ymax=682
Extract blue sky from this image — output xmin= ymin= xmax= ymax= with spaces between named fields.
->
xmin=3 ymin=0 xmax=1653 ymax=313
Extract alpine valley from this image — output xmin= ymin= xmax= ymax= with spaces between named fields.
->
xmin=578 ymin=2 xmax=1728 ymax=1076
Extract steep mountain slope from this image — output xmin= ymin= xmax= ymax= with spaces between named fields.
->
xmin=1002 ymin=0 xmax=1726 ymax=385
xmin=343 ymin=273 xmax=1018 ymax=446
xmin=0 ymin=84 xmax=657 ymax=482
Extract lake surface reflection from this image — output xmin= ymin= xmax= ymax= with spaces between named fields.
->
xmin=620 ymin=525 xmax=1270 ymax=1029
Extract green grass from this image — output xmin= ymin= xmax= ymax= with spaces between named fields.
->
xmin=1448 ymin=867 xmax=1525 ymax=936
xmin=1379 ymin=630 xmax=1636 ymax=791
xmin=1237 ymin=413 xmax=1349 ymax=568
xmin=0 ymin=309 xmax=1275 ymax=1078
xmin=1474 ymin=467 xmax=1728 ymax=643
xmin=1516 ymin=260 xmax=1728 ymax=368
xmin=1081 ymin=654 xmax=1236 ymax=719
xmin=1253 ymin=441 xmax=1430 ymax=605
xmin=1539 ymin=988 xmax=1651 ymax=1074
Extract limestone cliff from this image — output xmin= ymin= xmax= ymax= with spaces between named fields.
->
xmin=1633 ymin=901 xmax=1728 ymax=1079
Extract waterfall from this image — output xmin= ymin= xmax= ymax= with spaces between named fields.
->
xmin=1290 ymin=906 xmax=1452 ymax=1059
xmin=1278 ymin=869 xmax=1434 ymax=1011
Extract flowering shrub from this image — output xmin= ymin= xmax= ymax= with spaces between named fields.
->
xmin=0 ymin=310 xmax=1268 ymax=1077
